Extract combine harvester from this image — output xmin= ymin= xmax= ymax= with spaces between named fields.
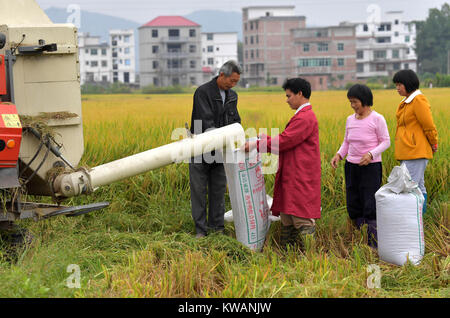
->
xmin=0 ymin=1 xmax=244 ymax=233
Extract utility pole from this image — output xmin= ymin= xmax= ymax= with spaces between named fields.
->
xmin=447 ymin=49 xmax=450 ymax=74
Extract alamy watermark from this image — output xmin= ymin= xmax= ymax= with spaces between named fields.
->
xmin=367 ymin=264 xmax=381 ymax=289
xmin=66 ymin=264 xmax=81 ymax=289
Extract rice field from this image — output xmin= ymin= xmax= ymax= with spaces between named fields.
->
xmin=0 ymin=88 xmax=448 ymax=298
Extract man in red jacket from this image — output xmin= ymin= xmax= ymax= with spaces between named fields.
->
xmin=245 ymin=78 xmax=321 ymax=249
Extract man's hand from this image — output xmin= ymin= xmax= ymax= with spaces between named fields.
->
xmin=243 ymin=140 xmax=257 ymax=152
xmin=359 ymin=152 xmax=373 ymax=166
xmin=330 ymin=153 xmax=342 ymax=169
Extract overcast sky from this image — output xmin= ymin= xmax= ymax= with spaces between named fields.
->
xmin=35 ymin=0 xmax=448 ymax=25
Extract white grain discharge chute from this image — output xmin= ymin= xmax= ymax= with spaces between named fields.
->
xmin=52 ymin=123 xmax=245 ymax=198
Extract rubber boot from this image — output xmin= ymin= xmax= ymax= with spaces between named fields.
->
xmin=366 ymin=219 xmax=378 ymax=249
xmin=422 ymin=193 xmax=428 ymax=215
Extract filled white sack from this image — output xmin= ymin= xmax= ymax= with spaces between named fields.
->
xmin=375 ymin=164 xmax=425 ymax=266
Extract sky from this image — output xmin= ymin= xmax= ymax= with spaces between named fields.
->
xmin=35 ymin=0 xmax=448 ymax=25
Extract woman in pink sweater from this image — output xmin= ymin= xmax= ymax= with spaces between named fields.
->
xmin=331 ymin=84 xmax=390 ymax=248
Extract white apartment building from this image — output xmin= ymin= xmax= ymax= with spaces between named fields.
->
xmin=201 ymin=32 xmax=238 ymax=82
xmin=110 ymin=29 xmax=136 ymax=84
xmin=353 ymin=11 xmax=417 ymax=79
xmin=78 ymin=33 xmax=111 ymax=84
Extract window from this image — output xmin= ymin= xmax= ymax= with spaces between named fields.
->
xmin=395 ymin=32 xmax=399 ymax=37
xmin=190 ymin=77 xmax=196 ymax=85
xmin=190 ymin=60 xmax=196 ymax=69
xmin=303 ymin=43 xmax=309 ymax=52
xmin=124 ymin=47 xmax=130 ymax=54
xmin=376 ymin=63 xmax=386 ymax=71
xmin=357 ymin=63 xmax=364 ymax=73
xmin=395 ymin=19 xmax=399 ymax=25
xmin=338 ymin=43 xmax=344 ymax=51
xmin=189 ymin=45 xmax=196 ymax=53
xmin=357 ymin=50 xmax=364 ymax=59
xmin=207 ymin=58 xmax=214 ymax=65
xmin=363 ymin=24 xmax=368 ymax=32
xmin=101 ymin=49 xmax=107 ymax=56
xmin=101 ymin=61 xmax=107 ymax=67
xmin=168 ymin=59 xmax=181 ymax=69
xmin=318 ymin=42 xmax=328 ymax=52
xmin=152 ymin=45 xmax=159 ymax=54
xmin=374 ymin=50 xmax=387 ymax=59
xmin=168 ymin=29 xmax=179 ymax=37
xmin=393 ymin=62 xmax=401 ymax=70
xmin=216 ymin=47 xmax=219 ymax=51
xmin=85 ymin=49 xmax=89 ymax=53
xmin=207 ymin=46 xmax=213 ymax=52
xmin=376 ymin=37 xmax=391 ymax=43
xmin=250 ymin=22 xmax=253 ymax=30
xmin=245 ymin=37 xmax=247 ymax=45
xmin=153 ymin=61 xmax=159 ymax=69
xmin=125 ymin=59 xmax=131 ymax=66
xmin=392 ymin=49 xmax=399 ymax=59
xmin=405 ymin=35 xmax=410 ymax=42
xmin=298 ymin=58 xmax=331 ymax=67
xmin=152 ymin=30 xmax=158 ymax=38
xmin=207 ymin=33 xmax=213 ymax=41
xmin=250 ymin=36 xmax=253 ymax=44
xmin=102 ymin=76 xmax=108 ymax=82
xmin=404 ymin=63 xmax=409 ymax=69
xmin=189 ymin=29 xmax=196 ymax=37
xmin=91 ymin=61 xmax=98 ymax=67
xmin=337 ymin=58 xmax=344 ymax=66
xmin=153 ymin=77 xmax=159 ymax=86
xmin=91 ymin=49 xmax=98 ymax=55
xmin=124 ymin=35 xmax=130 ymax=43
xmin=250 ymin=50 xmax=254 ymax=59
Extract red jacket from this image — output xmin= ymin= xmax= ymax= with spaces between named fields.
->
xmin=257 ymin=105 xmax=321 ymax=219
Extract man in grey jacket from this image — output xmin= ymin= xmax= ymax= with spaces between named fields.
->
xmin=189 ymin=60 xmax=242 ymax=238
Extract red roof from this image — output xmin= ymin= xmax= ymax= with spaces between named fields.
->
xmin=141 ymin=16 xmax=200 ymax=27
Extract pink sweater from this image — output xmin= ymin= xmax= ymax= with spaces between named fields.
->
xmin=338 ymin=111 xmax=391 ymax=164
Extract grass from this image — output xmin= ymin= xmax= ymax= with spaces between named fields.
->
xmin=0 ymin=88 xmax=448 ymax=298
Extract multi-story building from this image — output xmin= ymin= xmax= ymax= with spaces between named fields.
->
xmin=352 ymin=11 xmax=417 ymax=79
xmin=242 ymin=6 xmax=306 ymax=87
xmin=201 ymin=32 xmax=238 ymax=82
xmin=78 ymin=33 xmax=111 ymax=84
xmin=291 ymin=25 xmax=357 ymax=90
xmin=110 ymin=29 xmax=136 ymax=84
xmin=139 ymin=16 xmax=203 ymax=87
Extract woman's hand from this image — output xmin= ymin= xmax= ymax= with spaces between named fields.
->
xmin=359 ymin=152 xmax=373 ymax=166
xmin=432 ymin=144 xmax=438 ymax=153
xmin=330 ymin=153 xmax=342 ymax=169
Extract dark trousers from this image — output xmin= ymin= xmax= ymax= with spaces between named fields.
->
xmin=344 ymin=161 xmax=382 ymax=248
xmin=344 ymin=161 xmax=382 ymax=220
xmin=189 ymin=160 xmax=227 ymax=235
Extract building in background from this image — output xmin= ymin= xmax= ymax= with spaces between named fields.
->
xmin=352 ymin=11 xmax=417 ymax=79
xmin=139 ymin=16 xmax=203 ymax=87
xmin=201 ymin=32 xmax=238 ymax=82
xmin=291 ymin=25 xmax=356 ymax=90
xmin=110 ymin=29 xmax=136 ymax=84
xmin=242 ymin=6 xmax=306 ymax=87
xmin=78 ymin=33 xmax=111 ymax=84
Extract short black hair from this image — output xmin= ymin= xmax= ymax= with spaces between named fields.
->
xmin=282 ymin=78 xmax=311 ymax=99
xmin=347 ymin=84 xmax=373 ymax=106
xmin=392 ymin=69 xmax=420 ymax=93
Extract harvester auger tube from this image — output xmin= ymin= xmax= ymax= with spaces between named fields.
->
xmin=52 ymin=123 xmax=245 ymax=198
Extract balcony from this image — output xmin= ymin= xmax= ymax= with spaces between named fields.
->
xmin=157 ymin=51 xmax=201 ymax=59
xmin=160 ymin=36 xmax=190 ymax=43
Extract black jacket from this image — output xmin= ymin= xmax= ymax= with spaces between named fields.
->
xmin=190 ymin=76 xmax=241 ymax=134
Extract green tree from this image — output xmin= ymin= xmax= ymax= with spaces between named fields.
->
xmin=415 ymin=3 xmax=450 ymax=74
